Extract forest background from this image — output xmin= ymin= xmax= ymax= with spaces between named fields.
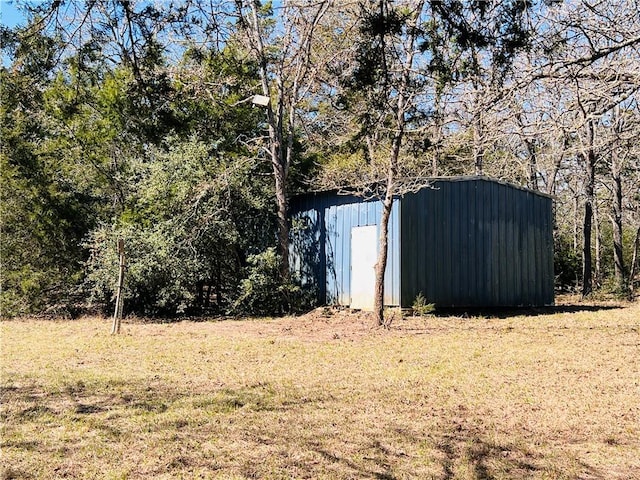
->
xmin=1 ymin=0 xmax=639 ymax=318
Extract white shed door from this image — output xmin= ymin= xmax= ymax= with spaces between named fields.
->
xmin=350 ymin=225 xmax=378 ymax=310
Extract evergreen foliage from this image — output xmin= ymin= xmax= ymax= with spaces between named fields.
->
xmin=1 ymin=1 xmax=639 ymax=317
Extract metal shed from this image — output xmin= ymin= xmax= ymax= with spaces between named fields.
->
xmin=289 ymin=176 xmax=554 ymax=309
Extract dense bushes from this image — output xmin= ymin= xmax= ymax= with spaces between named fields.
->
xmin=232 ymin=248 xmax=314 ymax=316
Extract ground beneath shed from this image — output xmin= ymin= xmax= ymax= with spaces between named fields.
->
xmin=196 ymin=294 xmax=632 ymax=343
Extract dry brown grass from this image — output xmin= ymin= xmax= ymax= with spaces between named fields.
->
xmin=1 ymin=301 xmax=639 ymax=479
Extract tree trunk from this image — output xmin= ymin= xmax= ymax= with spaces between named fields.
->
xmin=611 ymin=109 xmax=626 ymax=291
xmin=471 ymin=50 xmax=484 ymax=176
xmin=274 ymin=159 xmax=290 ymax=279
xmin=582 ymin=196 xmax=593 ymax=296
xmin=581 ymin=120 xmax=596 ymax=297
xmin=473 ymin=107 xmax=484 ymax=176
xmin=249 ymin=2 xmax=290 ymax=280
xmin=374 ymin=190 xmax=393 ymax=326
xmin=573 ymin=193 xmax=579 ymax=251
xmin=372 ymin=0 xmax=423 ymax=327
xmin=594 ymin=201 xmax=601 ymax=288
xmin=612 ymin=165 xmax=625 ymax=291
xmin=546 ymin=135 xmax=567 ymax=196
xmin=517 ymin=113 xmax=538 ymax=191
xmin=629 ymin=225 xmax=640 ymax=293
xmin=111 ymin=239 xmax=125 ymax=335
xmin=432 ymin=94 xmax=443 ymax=177
xmin=526 ymin=139 xmax=538 ymax=191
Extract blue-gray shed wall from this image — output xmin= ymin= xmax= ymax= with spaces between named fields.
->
xmin=289 ymin=177 xmax=554 ymax=309
xmin=289 ymin=193 xmax=401 ymax=306
xmin=400 ymin=178 xmax=554 ymax=307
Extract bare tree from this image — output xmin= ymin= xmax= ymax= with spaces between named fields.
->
xmin=236 ymin=0 xmax=333 ymax=278
xmin=344 ymin=0 xmax=427 ymax=326
xmin=526 ymin=0 xmax=640 ymax=296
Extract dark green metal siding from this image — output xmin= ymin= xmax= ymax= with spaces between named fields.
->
xmin=400 ymin=178 xmax=554 ymax=307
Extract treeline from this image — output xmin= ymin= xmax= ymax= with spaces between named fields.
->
xmin=1 ymin=0 xmax=639 ymax=318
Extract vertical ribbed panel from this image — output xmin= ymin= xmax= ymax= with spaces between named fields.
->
xmin=289 ymin=193 xmax=401 ymax=307
xmin=291 ymin=177 xmax=553 ymax=309
xmin=400 ymin=178 xmax=554 ymax=307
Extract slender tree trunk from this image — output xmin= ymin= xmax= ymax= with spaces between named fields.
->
xmin=573 ymin=193 xmax=579 ymax=251
xmin=196 ymin=281 xmax=204 ymax=308
xmin=612 ymin=167 xmax=625 ymax=291
xmin=629 ymin=225 xmax=640 ymax=293
xmin=517 ymin=113 xmax=538 ymax=191
xmin=473 ymin=106 xmax=484 ymax=175
xmin=547 ymin=134 xmax=567 ymax=196
xmin=471 ymin=51 xmax=484 ymax=176
xmin=582 ymin=195 xmax=593 ymax=296
xmin=594 ymin=201 xmax=601 ymax=287
xmin=547 ymin=155 xmax=562 ymax=195
xmin=372 ymin=0 xmax=423 ymax=327
xmin=249 ymin=2 xmax=290 ymax=279
xmin=581 ymin=120 xmax=596 ymax=297
xmin=373 ymin=114 xmax=400 ymax=327
xmin=611 ymin=109 xmax=626 ymax=291
xmin=526 ymin=139 xmax=538 ymax=191
xmin=205 ymin=283 xmax=211 ymax=309
xmin=111 ymin=239 xmax=125 ymax=335
xmin=432 ymin=95 xmax=442 ymax=177
xmin=216 ymin=260 xmax=222 ymax=306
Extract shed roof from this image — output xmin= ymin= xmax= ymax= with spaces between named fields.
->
xmin=294 ymin=175 xmax=555 ymax=201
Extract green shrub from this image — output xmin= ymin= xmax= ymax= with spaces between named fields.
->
xmin=232 ymin=248 xmax=314 ymax=316
xmin=412 ymin=292 xmax=435 ymax=316
xmin=554 ymin=236 xmax=581 ymax=293
xmin=84 ymin=225 xmax=201 ymax=316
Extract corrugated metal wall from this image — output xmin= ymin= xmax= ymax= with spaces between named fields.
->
xmin=400 ymin=178 xmax=554 ymax=307
xmin=290 ymin=193 xmax=401 ymax=306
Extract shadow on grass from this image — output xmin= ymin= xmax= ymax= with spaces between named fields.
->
xmin=313 ymin=446 xmax=397 ymax=480
xmin=3 ymin=379 xmax=609 ymax=480
xmin=301 ymin=414 xmax=608 ymax=480
xmin=432 ymin=303 xmax=622 ymax=319
xmin=435 ymin=431 xmax=541 ymax=480
xmin=417 ymin=424 xmax=600 ymax=480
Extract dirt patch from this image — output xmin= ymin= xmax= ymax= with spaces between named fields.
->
xmin=206 ymin=307 xmax=380 ymax=342
xmin=199 ymin=295 xmax=633 ymax=343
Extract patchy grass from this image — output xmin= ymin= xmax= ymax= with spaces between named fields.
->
xmin=1 ymin=302 xmax=639 ymax=479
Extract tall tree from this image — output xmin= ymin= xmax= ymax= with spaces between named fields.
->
xmin=511 ymin=0 xmax=640 ymax=296
xmin=337 ymin=0 xmax=533 ymax=325
xmin=234 ymin=0 xmax=333 ymax=279
xmin=360 ymin=0 xmax=424 ymax=326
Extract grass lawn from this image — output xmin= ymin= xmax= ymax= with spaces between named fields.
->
xmin=1 ymin=301 xmax=639 ymax=479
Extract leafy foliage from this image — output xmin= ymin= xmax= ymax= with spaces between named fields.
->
xmin=232 ymin=248 xmax=314 ymax=316
xmin=84 ymin=138 xmax=274 ymax=316
xmin=411 ymin=292 xmax=436 ymax=316
xmin=2 ymin=1 xmax=639 ymax=317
